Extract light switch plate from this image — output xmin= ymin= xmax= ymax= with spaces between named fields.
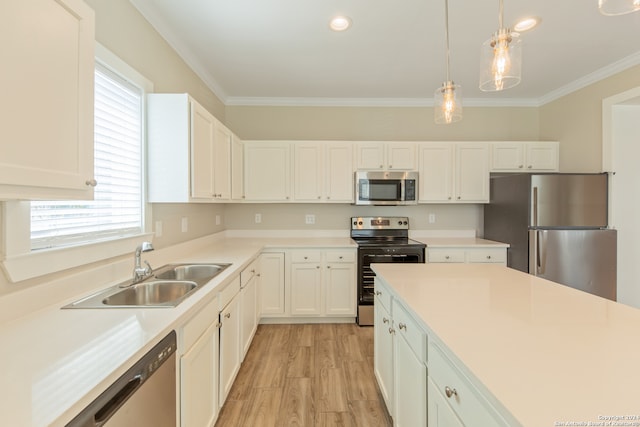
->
xmin=255 ymin=213 xmax=262 ymax=224
xmin=181 ymin=217 xmax=188 ymax=232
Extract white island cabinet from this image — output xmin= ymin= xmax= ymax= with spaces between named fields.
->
xmin=1 ymin=0 xmax=96 ymax=200
xmin=372 ymin=263 xmax=640 ymax=427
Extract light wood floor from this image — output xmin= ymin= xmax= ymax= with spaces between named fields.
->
xmin=214 ymin=323 xmax=393 ymax=427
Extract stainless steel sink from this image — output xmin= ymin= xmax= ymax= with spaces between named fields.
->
xmin=63 ymin=262 xmax=231 ymax=309
xmin=102 ymin=280 xmax=197 ymax=306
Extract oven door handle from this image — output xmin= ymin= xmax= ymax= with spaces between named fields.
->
xmin=364 ymin=254 xmax=409 ymax=258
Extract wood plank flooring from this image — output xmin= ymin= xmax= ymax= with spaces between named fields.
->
xmin=215 ymin=323 xmax=392 ymax=427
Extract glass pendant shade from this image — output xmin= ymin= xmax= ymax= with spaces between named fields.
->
xmin=434 ymin=81 xmax=462 ymax=124
xmin=598 ymin=0 xmax=640 ymax=15
xmin=479 ymin=29 xmax=522 ymax=91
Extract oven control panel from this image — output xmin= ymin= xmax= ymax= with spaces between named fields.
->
xmin=351 ymin=216 xmax=409 ymax=229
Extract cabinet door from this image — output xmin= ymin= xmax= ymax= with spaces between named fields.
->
xmin=526 ymin=142 xmax=559 ymax=171
xmin=294 ymin=142 xmax=323 ymax=201
xmin=231 ymin=135 xmax=244 ymax=200
xmin=418 ymin=143 xmax=454 ymax=202
xmin=455 ymin=143 xmax=489 ymax=202
xmin=219 ymin=297 xmax=240 ymax=406
xmin=181 ymin=322 xmax=219 ymax=427
xmin=428 ymin=378 xmax=465 ymax=427
xmin=373 ymin=296 xmax=394 ymax=414
xmin=355 ymin=142 xmax=385 ymax=170
xmin=240 ymin=276 xmax=258 ymax=359
xmin=325 ymin=143 xmax=354 ymax=202
xmin=244 ymin=142 xmax=291 ymax=201
xmin=491 ymin=143 xmax=525 ymax=171
xmin=387 ymin=143 xmax=416 ymax=170
xmin=190 ymin=100 xmax=215 ymax=199
xmin=0 ymin=0 xmax=95 ymax=200
xmin=325 ymin=262 xmax=356 ymax=316
xmin=290 ymin=263 xmax=323 ymax=315
xmin=213 ymin=121 xmax=232 ymax=200
xmin=260 ymin=253 xmax=286 ymax=315
xmin=394 ymin=332 xmax=427 ymax=426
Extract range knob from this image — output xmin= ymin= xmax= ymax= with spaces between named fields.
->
xmin=353 ymin=221 xmax=357 ymax=225
xmin=358 ymin=221 xmax=363 ymax=225
xmin=398 ymin=221 xmax=403 ymax=225
xmin=403 ymin=220 xmax=408 ymax=225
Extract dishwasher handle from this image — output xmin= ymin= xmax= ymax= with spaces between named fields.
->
xmin=93 ymin=375 xmax=142 ymax=425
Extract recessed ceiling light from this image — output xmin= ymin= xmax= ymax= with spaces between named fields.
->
xmin=513 ymin=16 xmax=541 ymax=32
xmin=329 ymin=16 xmax=352 ymax=32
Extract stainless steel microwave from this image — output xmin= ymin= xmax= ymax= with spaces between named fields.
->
xmin=355 ymin=171 xmax=418 ymax=205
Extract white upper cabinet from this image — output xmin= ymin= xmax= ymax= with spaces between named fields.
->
xmin=419 ymin=142 xmax=489 ymax=203
xmin=355 ymin=142 xmax=416 ymax=170
xmin=231 ymin=135 xmax=244 ymax=200
xmin=0 ymin=0 xmax=95 ymax=200
xmin=147 ymin=94 xmax=233 ymax=202
xmin=293 ymin=142 xmax=353 ymax=203
xmin=490 ymin=141 xmax=559 ymax=172
xmin=244 ymin=141 xmax=291 ymax=201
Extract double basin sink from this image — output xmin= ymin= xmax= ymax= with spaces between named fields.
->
xmin=63 ymin=263 xmax=231 ymax=309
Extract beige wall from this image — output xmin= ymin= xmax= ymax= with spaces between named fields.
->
xmin=539 ymin=64 xmax=640 ymax=172
xmin=225 ymin=106 xmax=539 ymax=141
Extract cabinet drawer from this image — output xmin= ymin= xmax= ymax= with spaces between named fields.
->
xmin=427 ymin=249 xmax=465 ymax=263
xmin=429 ymin=342 xmax=506 ymax=426
xmin=291 ymin=250 xmax=322 ymax=263
xmin=182 ymin=296 xmax=218 ymax=351
xmin=325 ymin=250 xmax=355 ymax=263
xmin=392 ymin=300 xmax=427 ymax=363
xmin=374 ymin=279 xmax=392 ymax=313
xmin=467 ymin=248 xmax=506 ymax=264
xmin=219 ymin=276 xmax=241 ymax=310
xmin=240 ymin=258 xmax=258 ymax=287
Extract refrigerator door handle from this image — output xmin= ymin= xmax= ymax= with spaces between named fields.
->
xmin=529 ymin=230 xmax=547 ymax=276
xmin=532 ymin=186 xmax=538 ymax=227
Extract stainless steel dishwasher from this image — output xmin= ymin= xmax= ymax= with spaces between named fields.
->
xmin=66 ymin=331 xmax=177 ymax=427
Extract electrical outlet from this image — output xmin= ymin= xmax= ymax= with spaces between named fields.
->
xmin=428 ymin=213 xmax=436 ymax=224
xmin=181 ymin=217 xmax=188 ymax=232
xmin=255 ymin=213 xmax=262 ymax=224
xmin=305 ymin=214 xmax=315 ymax=225
xmin=215 ymin=215 xmax=221 ymax=226
xmin=155 ymin=221 xmax=163 ymax=237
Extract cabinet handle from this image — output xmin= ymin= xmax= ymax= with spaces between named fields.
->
xmin=304 ymin=256 xmax=308 ymax=260
xmin=389 ymin=165 xmax=393 ymax=169
xmin=518 ymin=165 xmax=524 ymax=169
xmin=317 ymin=196 xmax=321 ymax=199
xmin=256 ymin=273 xmax=261 ymax=277
xmin=316 ymin=265 xmax=320 ymax=269
xmin=448 ymin=196 xmax=452 ymax=200
xmin=457 ymin=196 xmax=461 ymax=200
xmin=445 ymin=255 xmax=450 ymax=260
xmin=251 ymin=269 xmax=256 ymax=273
xmin=375 ymin=291 xmax=382 ymax=296
xmin=286 ymin=196 xmax=290 ymax=200
xmin=85 ymin=179 xmax=97 ymax=187
xmin=527 ymin=165 xmax=533 ymax=169
xmin=388 ymin=327 xmax=395 ymax=335
xmin=486 ymin=255 xmax=491 ymax=259
xmin=383 ymin=317 xmax=389 ymax=324
xmin=215 ymin=322 xmax=222 ymax=329
xmin=327 ymin=196 xmax=330 ymax=200
xmin=327 ymin=265 xmax=331 ymax=269
xmin=398 ymin=322 xmax=406 ymax=330
xmin=225 ymin=313 xmax=231 ymax=319
xmin=445 ymin=386 xmax=458 ymax=398
xmin=379 ymin=164 xmax=384 ymax=169
xmin=339 ymin=256 xmax=343 ymax=259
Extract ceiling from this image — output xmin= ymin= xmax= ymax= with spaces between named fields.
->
xmin=128 ymin=0 xmax=640 ymax=107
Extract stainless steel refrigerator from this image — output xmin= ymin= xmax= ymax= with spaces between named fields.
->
xmin=484 ymin=173 xmax=617 ymax=300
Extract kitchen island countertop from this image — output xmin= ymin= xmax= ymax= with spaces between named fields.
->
xmin=371 ymin=263 xmax=640 ymax=426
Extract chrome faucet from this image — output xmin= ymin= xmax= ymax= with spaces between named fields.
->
xmin=129 ymin=241 xmax=154 ymax=285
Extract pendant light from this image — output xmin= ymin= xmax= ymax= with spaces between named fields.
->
xmin=598 ymin=0 xmax=640 ymax=15
xmin=479 ymin=0 xmax=522 ymax=92
xmin=434 ymin=0 xmax=462 ymax=124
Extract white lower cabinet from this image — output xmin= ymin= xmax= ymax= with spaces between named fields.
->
xmin=239 ymin=259 xmax=259 ymax=358
xmin=180 ymin=297 xmax=220 ymax=427
xmin=219 ymin=278 xmax=241 ymax=406
xmin=428 ymin=378 xmax=464 ymax=427
xmin=289 ymin=249 xmax=356 ymax=318
xmin=259 ymin=252 xmax=286 ymax=316
xmin=427 ymin=247 xmax=507 ymax=265
xmin=374 ymin=279 xmax=427 ymax=426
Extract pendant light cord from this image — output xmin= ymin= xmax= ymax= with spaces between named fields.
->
xmin=444 ymin=0 xmax=451 ymax=82
xmin=498 ymin=0 xmax=504 ymax=29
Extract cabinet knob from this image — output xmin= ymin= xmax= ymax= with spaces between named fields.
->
xmin=398 ymin=322 xmax=406 ymax=330
xmin=486 ymin=255 xmax=491 ymax=259
xmin=256 ymin=273 xmax=261 ymax=277
xmin=389 ymin=165 xmax=393 ymax=169
xmin=383 ymin=317 xmax=389 ymax=324
xmin=304 ymin=256 xmax=308 ymax=260
xmin=518 ymin=165 xmax=524 ymax=169
xmin=339 ymin=256 xmax=343 ymax=259
xmin=445 ymin=386 xmax=458 ymax=398
xmin=457 ymin=196 xmax=461 ymax=200
xmin=251 ymin=269 xmax=256 ymax=273
xmin=445 ymin=255 xmax=450 ymax=260
xmin=327 ymin=265 xmax=331 ymax=269
xmin=317 ymin=196 xmax=321 ymax=199
xmin=85 ymin=179 xmax=97 ymax=187
xmin=286 ymin=196 xmax=290 ymax=200
xmin=448 ymin=196 xmax=452 ymax=200
xmin=388 ymin=327 xmax=395 ymax=335
xmin=327 ymin=196 xmax=330 ymax=200
xmin=527 ymin=165 xmax=532 ymax=169
xmin=375 ymin=291 xmax=382 ymax=296
xmin=316 ymin=265 xmax=320 ymax=269
xmin=225 ymin=313 xmax=231 ymax=319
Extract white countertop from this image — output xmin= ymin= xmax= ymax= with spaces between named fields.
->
xmin=0 ymin=236 xmax=355 ymax=427
xmin=371 ymin=263 xmax=640 ymax=427
xmin=415 ymin=237 xmax=509 ymax=248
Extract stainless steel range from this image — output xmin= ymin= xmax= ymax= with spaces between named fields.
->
xmin=351 ymin=216 xmax=425 ymax=326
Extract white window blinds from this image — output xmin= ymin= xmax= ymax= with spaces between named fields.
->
xmin=30 ymin=65 xmax=143 ymax=250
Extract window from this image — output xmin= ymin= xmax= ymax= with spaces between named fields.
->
xmin=30 ymin=64 xmax=144 ymax=250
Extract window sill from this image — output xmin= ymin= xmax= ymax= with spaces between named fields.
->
xmin=1 ymin=233 xmax=154 ymax=283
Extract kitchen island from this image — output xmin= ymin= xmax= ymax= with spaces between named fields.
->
xmin=372 ymin=263 xmax=640 ymax=426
